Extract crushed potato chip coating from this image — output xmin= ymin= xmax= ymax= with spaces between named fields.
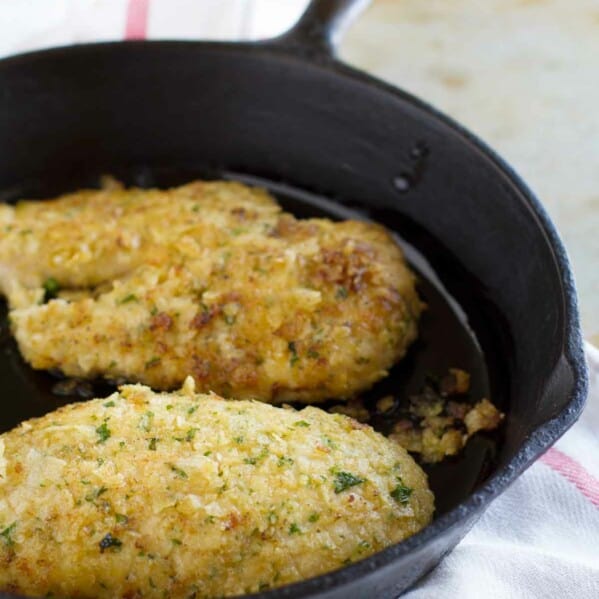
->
xmin=0 ymin=180 xmax=422 ymax=402
xmin=0 ymin=379 xmax=433 ymax=598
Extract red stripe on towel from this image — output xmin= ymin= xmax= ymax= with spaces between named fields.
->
xmin=540 ymin=447 xmax=599 ymax=508
xmin=125 ymin=0 xmax=149 ymax=40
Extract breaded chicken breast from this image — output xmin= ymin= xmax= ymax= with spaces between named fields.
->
xmin=0 ymin=180 xmax=422 ymax=402
xmin=0 ymin=379 xmax=434 ymax=598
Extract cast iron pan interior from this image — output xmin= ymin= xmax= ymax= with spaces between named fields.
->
xmin=0 ymin=165 xmax=505 ymax=518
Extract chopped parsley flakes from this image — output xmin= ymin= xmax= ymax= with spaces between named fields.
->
xmin=333 ymin=471 xmax=365 ymax=494
xmin=42 ymin=277 xmax=60 ymax=301
xmin=243 ymin=447 xmax=269 ymax=466
xmin=95 ymin=420 xmax=111 ymax=443
xmin=336 ymin=286 xmax=349 ymax=299
xmin=118 ymin=293 xmax=138 ymax=305
xmin=168 ymin=464 xmax=188 ymax=479
xmin=288 ymin=341 xmax=300 ymax=366
xmin=138 ymin=411 xmax=154 ymax=432
xmin=0 ymin=522 xmax=16 ymax=547
xmin=390 ymin=480 xmax=413 ymax=505
xmin=145 ymin=356 xmax=161 ymax=369
xmin=85 ymin=486 xmax=108 ymax=503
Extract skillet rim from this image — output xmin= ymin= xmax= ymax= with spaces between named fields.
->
xmin=0 ymin=40 xmax=589 ymax=599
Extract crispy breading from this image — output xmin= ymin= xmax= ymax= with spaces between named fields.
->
xmin=0 ymin=181 xmax=422 ymax=402
xmin=0 ymin=379 xmax=434 ymax=598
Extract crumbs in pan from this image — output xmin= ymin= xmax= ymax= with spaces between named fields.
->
xmin=330 ymin=368 xmax=504 ymax=464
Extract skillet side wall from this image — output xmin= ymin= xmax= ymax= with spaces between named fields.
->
xmin=0 ymin=43 xmax=569 ymax=445
xmin=0 ymin=42 xmax=581 ymax=599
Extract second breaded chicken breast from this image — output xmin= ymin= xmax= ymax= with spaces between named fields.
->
xmin=0 ymin=180 xmax=422 ymax=402
xmin=0 ymin=379 xmax=434 ymax=598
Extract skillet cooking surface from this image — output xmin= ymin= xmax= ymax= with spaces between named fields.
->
xmin=0 ymin=166 xmax=507 ymax=518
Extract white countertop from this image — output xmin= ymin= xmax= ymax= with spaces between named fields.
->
xmin=340 ymin=0 xmax=599 ymax=344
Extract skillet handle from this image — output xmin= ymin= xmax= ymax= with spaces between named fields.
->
xmin=271 ymin=0 xmax=370 ymax=57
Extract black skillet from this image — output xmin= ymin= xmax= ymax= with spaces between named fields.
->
xmin=0 ymin=0 xmax=588 ymax=597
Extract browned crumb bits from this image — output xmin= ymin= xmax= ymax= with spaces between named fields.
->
xmin=389 ymin=368 xmax=503 ymax=463
xmin=464 ymin=398 xmax=503 ymax=435
xmin=376 ymin=395 xmax=395 ymax=414
xmin=439 ymin=368 xmax=471 ymax=396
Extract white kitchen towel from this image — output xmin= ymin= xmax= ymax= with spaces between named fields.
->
xmin=0 ymin=1 xmax=597 ymax=597
xmin=0 ymin=0 xmax=308 ymax=58
xmin=406 ymin=342 xmax=599 ymax=598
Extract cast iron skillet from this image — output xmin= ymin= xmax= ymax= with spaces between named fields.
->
xmin=0 ymin=0 xmax=588 ymax=597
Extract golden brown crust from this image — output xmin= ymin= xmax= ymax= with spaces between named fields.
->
xmin=0 ymin=380 xmax=434 ymax=598
xmin=0 ymin=181 xmax=422 ymax=402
